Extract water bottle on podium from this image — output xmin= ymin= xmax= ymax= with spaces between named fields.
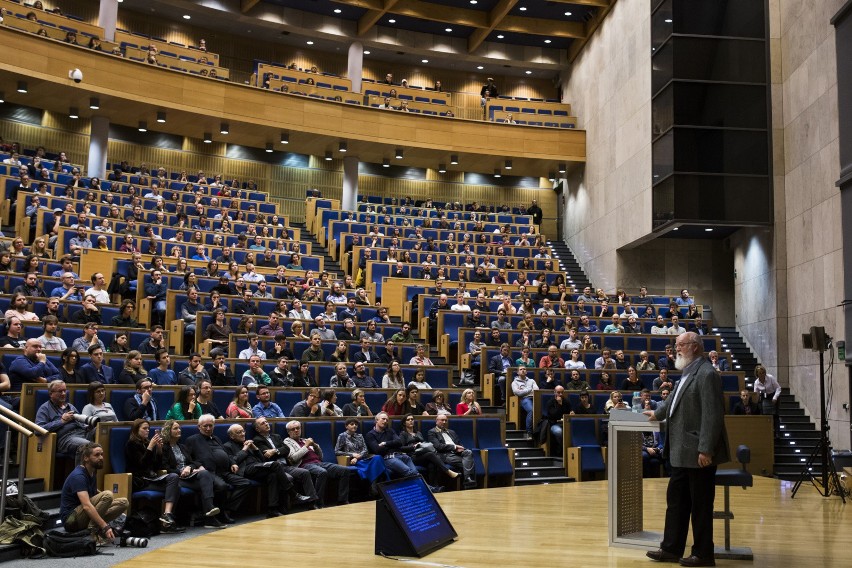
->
xmin=632 ymin=391 xmax=642 ymax=413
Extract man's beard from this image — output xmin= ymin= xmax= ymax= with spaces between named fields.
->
xmin=674 ymin=353 xmax=694 ymax=371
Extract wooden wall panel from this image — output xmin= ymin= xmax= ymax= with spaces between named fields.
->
xmin=0 ymin=117 xmax=89 ymax=166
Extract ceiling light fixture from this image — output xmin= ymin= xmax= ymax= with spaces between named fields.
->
xmin=450 ymin=154 xmax=459 ymax=165
xmin=558 ymin=163 xmax=566 ymax=173
xmin=477 ymin=65 xmax=484 ymax=70
xmin=334 ymin=8 xmax=341 ymax=13
xmin=497 ymin=34 xmax=504 ymax=39
xmin=0 ymin=92 xmax=5 ymax=103
xmin=339 ymin=141 xmax=347 ymax=152
xmin=203 ymin=132 xmax=212 ymax=143
xmin=494 ymin=169 xmax=501 ymax=178
xmin=17 ymin=81 xmax=27 ymax=93
xmin=138 ymin=121 xmax=147 ymax=132
xmin=548 ymin=172 xmax=556 ymax=181
xmin=68 ymin=107 xmax=79 ymax=119
xmin=266 ymin=143 xmax=274 ymax=153
xmin=220 ymin=122 xmax=229 ymax=134
xmin=438 ymin=164 xmax=446 ymax=173
xmin=382 ymin=158 xmax=390 ymax=168
xmin=504 ymin=160 xmax=512 ymax=170
xmin=565 ymin=11 xmax=572 ymax=16
xmin=281 ymin=132 xmax=289 ymax=144
xmin=525 ymin=70 xmax=532 ymax=75
xmin=156 ymin=111 xmax=167 ymax=123
xmin=422 ymin=59 xmax=429 ymax=63
xmin=364 ymin=50 xmax=371 ymax=55
xmin=388 ymin=19 xmax=396 ymax=23
xmin=324 ymin=151 xmax=333 ymax=161
xmin=89 ymin=97 xmax=99 ymax=109
xmin=183 ymin=14 xmax=190 ymax=20
xmin=306 ymin=40 xmax=314 ymax=45
xmin=395 ymin=148 xmax=404 ymax=159
xmin=445 ymin=28 xmax=453 ymax=32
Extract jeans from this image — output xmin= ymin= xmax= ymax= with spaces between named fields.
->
xmin=383 ymin=454 xmax=419 ymax=478
xmin=519 ymin=396 xmax=534 ymax=433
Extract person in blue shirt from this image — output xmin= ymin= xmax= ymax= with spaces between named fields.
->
xmin=252 ymin=385 xmax=284 ymax=418
xmin=9 ymin=338 xmax=60 ymax=390
xmin=148 ymin=349 xmax=177 ymax=385
xmin=78 ymin=345 xmax=114 ymax=384
xmin=191 ymin=244 xmax=209 ymax=261
xmin=675 ymin=289 xmax=695 ymax=306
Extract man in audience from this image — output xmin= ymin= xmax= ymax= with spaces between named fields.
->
xmin=124 ymin=378 xmax=158 ymax=420
xmin=539 ymin=345 xmax=565 ymax=369
xmin=266 ymin=334 xmax=295 ymax=361
xmin=36 ymin=379 xmax=91 ymax=455
xmin=675 ymin=289 xmax=694 ymax=306
xmin=10 ymin=339 xmax=60 ymax=390
xmin=653 ymin=368 xmax=674 ymax=391
xmin=488 ymin=343 xmax=513 ymax=405
xmin=258 ymin=313 xmax=283 ymax=337
xmin=577 ymin=286 xmax=596 ymax=304
xmin=149 ymin=349 xmax=177 ymax=385
xmin=689 ymin=315 xmax=708 ymax=336
xmin=301 ymin=333 xmax=326 ymax=363
xmin=288 ymin=299 xmax=312 ymax=320
xmin=195 ymin=379 xmax=222 ymax=417
xmin=733 ymin=389 xmax=760 ymax=415
xmin=238 ymin=334 xmax=267 ymax=360
xmin=36 ymin=315 xmax=67 ymax=351
xmin=390 ymin=322 xmax=414 ymax=343
xmin=339 ymin=297 xmax=359 ymax=321
xmin=280 ymin=280 xmax=302 ymax=301
xmin=185 ymin=414 xmax=252 ymax=524
xmin=79 ymin=345 xmax=113 ymax=384
xmin=51 ymin=272 xmax=83 ymax=301
xmin=427 ymin=414 xmax=476 ymax=489
xmin=60 ymin=442 xmax=128 ymax=543
xmin=352 ymin=337 xmax=378 ymax=364
xmin=206 ymin=350 xmax=235 ymax=386
xmin=138 ymin=325 xmax=166 ymax=354
xmin=13 ymin=273 xmax=46 ymax=298
xmin=578 ymin=315 xmax=598 ymax=333
xmin=85 ymin=272 xmax=110 ymax=304
xmin=68 ymin=227 xmax=92 ymax=255
xmin=667 ymin=315 xmax=686 ymax=336
xmin=312 ymin=315 xmax=336 ymax=341
xmin=181 ymin=288 xmax=201 ymax=346
xmin=179 ymin=352 xmax=210 ymax=385
xmin=593 ymin=348 xmax=612 ymax=370
xmin=657 ymin=344 xmax=676 ymax=370
xmin=251 ymin=417 xmax=318 ymax=507
xmin=565 ymin=370 xmax=591 ymax=391
xmin=633 ymin=286 xmax=653 ymax=306
xmin=351 ymin=362 xmax=378 ymax=388
xmin=283 ymin=420 xmax=350 ymax=507
xmin=71 ymin=295 xmax=102 ymax=325
xmin=526 ymin=199 xmax=543 ymax=226
xmin=708 ymin=350 xmax=729 ymax=371
xmin=365 ymin=412 xmax=424 ymax=480
xmin=242 ymin=355 xmax=273 ymax=388
xmin=290 ymin=388 xmax=323 ymax=417
xmin=233 ymin=289 xmax=258 ymax=316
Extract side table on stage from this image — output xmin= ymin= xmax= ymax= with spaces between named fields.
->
xmin=608 ymin=410 xmax=662 ymax=549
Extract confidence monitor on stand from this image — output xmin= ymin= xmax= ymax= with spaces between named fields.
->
xmin=374 ymin=476 xmax=458 ymax=558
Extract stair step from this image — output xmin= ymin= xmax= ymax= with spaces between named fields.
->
xmin=514 ymin=465 xmax=567 ymax=479
xmin=514 ymin=456 xmax=562 ymax=468
xmin=514 ymin=476 xmax=574 ymax=486
xmin=513 ymin=447 xmax=546 ymax=459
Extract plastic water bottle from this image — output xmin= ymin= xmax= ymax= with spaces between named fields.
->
xmin=632 ymin=392 xmax=642 ymax=413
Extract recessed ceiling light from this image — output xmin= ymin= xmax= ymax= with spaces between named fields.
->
xmin=89 ymin=97 xmax=99 ymax=109
xmin=470 ymin=0 xmax=477 ymax=4
xmin=388 ymin=19 xmax=396 ymax=23
xmin=544 ymin=39 xmax=551 ymax=44
xmin=705 ymin=228 xmax=713 ymax=232
xmin=334 ymin=8 xmax=341 ymax=13
xmin=422 ymin=59 xmax=429 ymax=63
xmin=183 ymin=14 xmax=190 ymax=20
xmin=525 ymin=70 xmax=532 ymax=74
xmin=565 ymin=11 xmax=572 ymax=16
xmin=477 ymin=66 xmax=484 ymax=70
xmin=673 ymin=227 xmax=679 ymax=231
xmin=68 ymin=107 xmax=79 ymax=119
xmin=497 ymin=34 xmax=504 ymax=39
xmin=138 ymin=121 xmax=147 ymax=132
xmin=203 ymin=133 xmax=212 ymax=143
xmin=306 ymin=40 xmax=314 ymax=45
xmin=665 ymin=18 xmax=673 ymax=23
xmin=382 ymin=158 xmax=390 ymax=167
xmin=494 ymin=169 xmax=502 ymax=178
xmin=266 ymin=143 xmax=274 ymax=153
xmin=445 ymin=28 xmax=453 ymax=32
xmin=364 ymin=50 xmax=371 ymax=55
xmin=520 ymin=6 xmax=527 ymax=11
xmin=156 ymin=111 xmax=167 ymax=123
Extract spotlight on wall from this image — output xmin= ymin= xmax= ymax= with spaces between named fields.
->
xmin=68 ymin=107 xmax=79 ymax=119
xmin=395 ymin=148 xmax=404 ymax=159
xmin=89 ymin=97 xmax=99 ymax=109
xmin=548 ymin=172 xmax=556 ymax=181
xmin=493 ymin=169 xmax=501 ymax=178
xmin=280 ymin=132 xmax=289 ymax=144
xmin=450 ymin=154 xmax=459 ymax=165
xmin=220 ymin=122 xmax=229 ymax=134
xmin=438 ymin=163 xmax=446 ymax=173
xmin=558 ymin=162 xmax=566 ymax=173
xmin=265 ymin=143 xmax=273 ymax=153
xmin=504 ymin=159 xmax=512 ymax=170
xmin=138 ymin=121 xmax=147 ymax=132
xmin=203 ymin=132 xmax=212 ymax=143
xmin=156 ymin=111 xmax=167 ymax=123
xmin=339 ymin=141 xmax=347 ymax=153
xmin=324 ymin=151 xmax=333 ymax=161
xmin=382 ymin=158 xmax=390 ymax=168
xmin=17 ymin=81 xmax=27 ymax=93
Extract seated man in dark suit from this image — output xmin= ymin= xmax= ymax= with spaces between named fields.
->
xmin=184 ymin=414 xmax=252 ymax=524
xmin=426 ymin=414 xmax=476 ymax=489
xmin=487 ymin=343 xmax=513 ymax=405
xmin=732 ymin=389 xmax=761 ymax=415
xmin=250 ymin=417 xmax=318 ymax=506
xmin=78 ymin=345 xmax=114 ymax=384
xmin=352 ymin=337 xmax=379 ymax=364
xmin=223 ymin=423 xmax=312 ymax=517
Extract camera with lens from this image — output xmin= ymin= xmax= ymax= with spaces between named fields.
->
xmin=119 ymin=535 xmax=148 ymax=548
xmin=73 ymin=414 xmax=100 ymax=427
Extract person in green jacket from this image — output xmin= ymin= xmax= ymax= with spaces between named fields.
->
xmin=165 ymin=385 xmax=202 ymax=421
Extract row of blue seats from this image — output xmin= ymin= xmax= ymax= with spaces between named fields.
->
xmin=353 ymin=203 xmax=533 ymax=225
xmin=347 ymin=197 xmax=533 ymax=218
xmin=488 ymin=105 xmax=571 ymax=117
xmin=368 ymin=264 xmax=559 ymax=299
xmin=364 ymin=89 xmax=447 ymax=105
xmin=495 ymin=119 xmax=576 ymax=129
xmin=368 ymin=104 xmax=451 ymax=116
xmin=414 ymin=288 xmax=675 ymax=309
xmin=321 ymin=211 xmax=528 ymax=243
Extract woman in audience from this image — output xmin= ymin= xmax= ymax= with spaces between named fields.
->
xmin=517 ymin=297 xmax=535 ymax=315
xmin=621 ymin=366 xmax=642 ymax=390
xmin=165 ymin=385 xmax=202 ymax=421
xmin=237 ymin=315 xmax=255 ymax=334
xmin=159 ymin=419 xmax=220 ymax=520
xmin=382 ymin=389 xmax=407 ymax=416
xmin=19 ymin=254 xmax=40 ymax=275
xmin=226 ymin=386 xmax=253 ymax=418
xmin=456 ymin=388 xmax=482 ymax=416
xmin=424 ymin=390 xmax=453 ymax=416
xmin=596 ymin=371 xmax=615 ymax=391
xmin=110 ymin=332 xmax=131 ymax=354
xmin=204 ymin=308 xmax=231 ymax=352
xmin=404 ymin=385 xmax=427 ymax=416
xmin=118 ymin=350 xmax=148 ymax=385
xmin=605 ymin=391 xmax=629 ymax=414
xmin=204 ymin=260 xmax=220 ymax=278
xmin=354 ymin=288 xmax=371 ymax=305
xmin=59 ymin=348 xmax=82 ymax=384
xmin=341 ymin=389 xmax=373 ymax=417
xmin=565 ymin=349 xmax=586 ymax=370
xmin=31 ymin=238 xmax=50 ymax=258
xmin=95 ymin=235 xmax=109 ymax=251
xmin=180 ymin=272 xmax=199 ymax=292
xmin=173 ymin=257 xmax=189 ymax=276
xmin=329 ymin=340 xmax=350 ymax=363
xmin=399 ymin=414 xmax=459 ymax=484
xmin=0 ymin=251 xmax=13 ymax=272
xmin=382 ymin=360 xmax=405 ymax=389
xmin=81 ymin=381 xmax=118 ymax=423
xmin=125 ymin=419 xmax=184 ymax=531
xmin=321 ymin=301 xmax=338 ymax=322
xmin=288 ymin=360 xmax=316 ymax=387
xmin=289 ymin=321 xmax=308 ymax=339
xmin=408 ymin=368 xmax=432 ymax=390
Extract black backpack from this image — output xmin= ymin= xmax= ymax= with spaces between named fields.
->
xmin=44 ymin=529 xmax=98 ymax=558
xmin=123 ymin=509 xmax=160 ymax=538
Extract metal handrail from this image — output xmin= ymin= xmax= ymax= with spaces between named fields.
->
xmin=0 ymin=404 xmax=49 ymax=523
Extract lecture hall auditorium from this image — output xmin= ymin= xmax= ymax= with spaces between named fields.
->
xmin=0 ymin=0 xmax=850 ymax=566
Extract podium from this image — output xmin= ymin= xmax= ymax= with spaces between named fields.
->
xmin=607 ymin=410 xmax=662 ymax=549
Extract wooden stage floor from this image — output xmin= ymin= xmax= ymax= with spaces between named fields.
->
xmin=118 ymin=477 xmax=850 ymax=567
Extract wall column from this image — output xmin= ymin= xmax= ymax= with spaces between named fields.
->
xmin=87 ymin=115 xmax=109 ymax=178
xmin=347 ymin=42 xmax=364 ymax=94
xmin=97 ymin=0 xmax=118 ymax=42
xmin=342 ymin=156 xmax=359 ymax=211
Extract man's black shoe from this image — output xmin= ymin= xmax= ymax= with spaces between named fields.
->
xmin=646 ymin=549 xmax=680 ymax=563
